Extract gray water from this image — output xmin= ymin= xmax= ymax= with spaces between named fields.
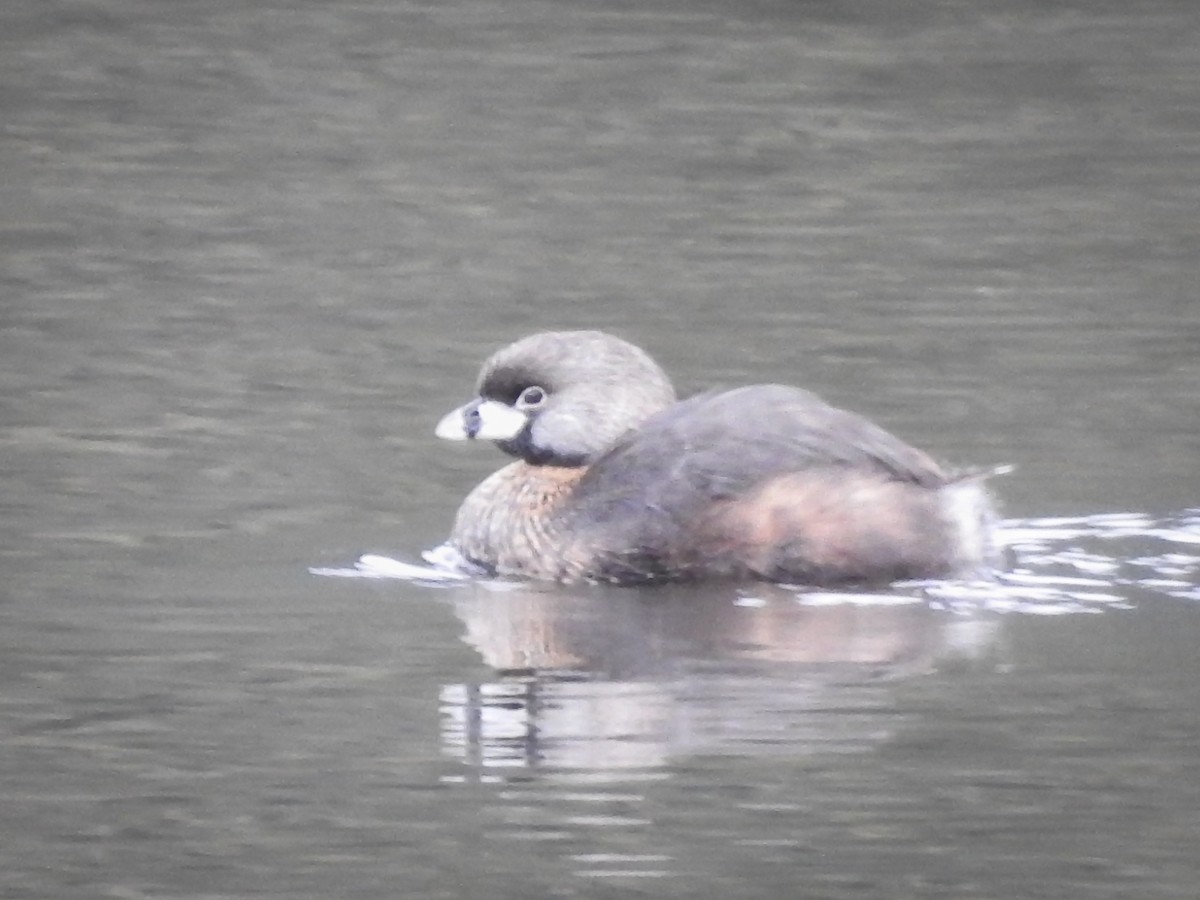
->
xmin=3 ymin=0 xmax=1200 ymax=897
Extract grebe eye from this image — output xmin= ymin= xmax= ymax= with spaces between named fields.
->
xmin=516 ymin=385 xmax=547 ymax=409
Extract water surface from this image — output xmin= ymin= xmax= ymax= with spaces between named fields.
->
xmin=3 ymin=0 xmax=1199 ymax=897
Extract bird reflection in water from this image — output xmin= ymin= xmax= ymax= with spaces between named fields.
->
xmin=440 ymin=582 xmax=1000 ymax=774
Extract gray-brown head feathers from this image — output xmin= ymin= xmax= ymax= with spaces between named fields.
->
xmin=471 ymin=331 xmax=677 ymax=466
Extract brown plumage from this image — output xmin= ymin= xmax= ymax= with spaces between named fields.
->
xmin=435 ymin=331 xmax=1001 ymax=586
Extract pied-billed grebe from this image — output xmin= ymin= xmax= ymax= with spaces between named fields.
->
xmin=435 ymin=330 xmax=1000 ymax=586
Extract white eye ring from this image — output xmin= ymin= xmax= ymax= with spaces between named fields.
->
xmin=516 ymin=385 xmax=547 ymax=410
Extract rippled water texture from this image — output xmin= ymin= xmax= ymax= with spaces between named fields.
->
xmin=3 ymin=0 xmax=1199 ymax=898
